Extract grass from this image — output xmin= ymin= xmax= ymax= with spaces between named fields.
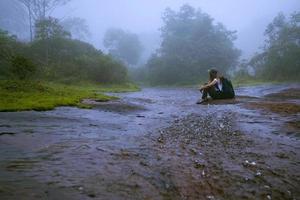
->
xmin=231 ymin=78 xmax=289 ymax=88
xmin=0 ymin=80 xmax=139 ymax=112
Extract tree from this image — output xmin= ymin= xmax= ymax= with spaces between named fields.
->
xmin=146 ymin=4 xmax=240 ymax=85
xmin=249 ymin=12 xmax=300 ymax=80
xmin=35 ymin=17 xmax=71 ymax=40
xmin=61 ymin=17 xmax=91 ymax=41
xmin=17 ymin=0 xmax=71 ymax=41
xmin=103 ymin=28 xmax=143 ymax=66
xmin=33 ymin=17 xmax=70 ymax=66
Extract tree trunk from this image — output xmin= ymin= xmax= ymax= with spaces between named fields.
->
xmin=29 ymin=5 xmax=33 ymax=41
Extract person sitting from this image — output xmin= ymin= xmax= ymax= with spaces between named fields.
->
xmin=197 ymin=69 xmax=235 ymax=104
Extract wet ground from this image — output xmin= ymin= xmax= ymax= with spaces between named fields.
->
xmin=0 ymin=84 xmax=299 ymax=200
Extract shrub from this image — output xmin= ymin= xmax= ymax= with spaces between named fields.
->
xmin=10 ymin=55 xmax=36 ymax=80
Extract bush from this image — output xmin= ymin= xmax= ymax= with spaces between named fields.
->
xmin=10 ymin=55 xmax=36 ymax=80
xmin=1 ymin=27 xmax=129 ymax=84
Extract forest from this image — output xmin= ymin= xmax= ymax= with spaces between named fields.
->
xmin=1 ymin=2 xmax=299 ymax=86
xmin=132 ymin=5 xmax=300 ymax=85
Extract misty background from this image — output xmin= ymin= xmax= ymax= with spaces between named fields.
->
xmin=47 ymin=0 xmax=300 ymax=61
xmin=2 ymin=0 xmax=299 ymax=62
xmin=0 ymin=0 xmax=299 ymax=86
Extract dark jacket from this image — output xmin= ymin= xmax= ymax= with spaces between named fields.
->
xmin=211 ymin=77 xmax=235 ymax=99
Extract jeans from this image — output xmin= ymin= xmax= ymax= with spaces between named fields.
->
xmin=201 ymin=85 xmax=234 ymax=100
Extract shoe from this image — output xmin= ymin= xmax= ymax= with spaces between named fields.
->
xmin=196 ymin=98 xmax=208 ymax=104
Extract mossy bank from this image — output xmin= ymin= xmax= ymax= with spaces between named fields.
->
xmin=0 ymin=80 xmax=139 ymax=112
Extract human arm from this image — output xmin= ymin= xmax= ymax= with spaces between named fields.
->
xmin=199 ymin=78 xmax=218 ymax=91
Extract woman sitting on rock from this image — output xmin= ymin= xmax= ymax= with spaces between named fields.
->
xmin=197 ymin=69 xmax=235 ymax=104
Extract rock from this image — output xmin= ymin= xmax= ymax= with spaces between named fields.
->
xmin=139 ymin=161 xmax=148 ymax=166
xmin=194 ymin=159 xmax=205 ymax=169
xmin=206 ymin=195 xmax=215 ymax=200
xmin=157 ymin=135 xmax=164 ymax=143
xmin=190 ymin=148 xmax=198 ymax=155
xmin=243 ymin=160 xmax=257 ymax=167
xmin=0 ymin=132 xmax=16 ymax=136
xmin=88 ymin=193 xmax=96 ymax=198
xmin=0 ymin=124 xmax=11 ymax=128
xmin=255 ymin=171 xmax=262 ymax=176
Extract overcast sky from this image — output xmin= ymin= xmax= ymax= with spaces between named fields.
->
xmin=54 ymin=0 xmax=300 ymax=59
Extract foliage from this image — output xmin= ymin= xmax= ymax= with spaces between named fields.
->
xmin=103 ymin=28 xmax=143 ymax=66
xmin=27 ymin=37 xmax=128 ymax=83
xmin=145 ymin=4 xmax=240 ymax=85
xmin=0 ymin=22 xmax=129 ymax=84
xmin=248 ymin=12 xmax=300 ymax=81
xmin=35 ymin=17 xmax=71 ymax=40
xmin=10 ymin=55 xmax=36 ymax=80
xmin=0 ymin=30 xmax=16 ymax=62
xmin=17 ymin=0 xmax=72 ymax=41
xmin=61 ymin=17 xmax=91 ymax=40
xmin=0 ymin=30 xmax=26 ymax=79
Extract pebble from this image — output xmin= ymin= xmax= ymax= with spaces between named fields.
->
xmin=219 ymin=123 xmax=225 ymax=128
xmin=190 ymin=148 xmax=197 ymax=155
xmin=243 ymin=160 xmax=257 ymax=167
xmin=194 ymin=159 xmax=205 ymax=169
xmin=264 ymin=185 xmax=270 ymax=189
xmin=255 ymin=171 xmax=262 ymax=176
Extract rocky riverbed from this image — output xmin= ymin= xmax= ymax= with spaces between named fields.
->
xmin=0 ymin=84 xmax=299 ymax=200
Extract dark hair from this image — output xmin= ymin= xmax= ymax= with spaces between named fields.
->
xmin=209 ymin=69 xmax=218 ymax=82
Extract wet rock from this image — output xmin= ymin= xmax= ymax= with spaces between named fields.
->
xmin=88 ymin=193 xmax=96 ymax=198
xmin=0 ymin=132 xmax=17 ymax=136
xmin=78 ymin=187 xmax=83 ymax=191
xmin=139 ymin=161 xmax=148 ymax=166
xmin=190 ymin=148 xmax=198 ymax=155
xmin=0 ymin=124 xmax=11 ymax=128
xmin=243 ymin=160 xmax=257 ymax=167
xmin=157 ymin=135 xmax=165 ymax=144
xmin=255 ymin=171 xmax=262 ymax=177
xmin=206 ymin=195 xmax=215 ymax=200
xmin=24 ymin=129 xmax=34 ymax=134
xmin=194 ymin=159 xmax=205 ymax=169
xmin=275 ymin=152 xmax=289 ymax=159
xmin=219 ymin=123 xmax=225 ymax=129
xmin=264 ymin=185 xmax=270 ymax=189
xmin=75 ymin=144 xmax=91 ymax=150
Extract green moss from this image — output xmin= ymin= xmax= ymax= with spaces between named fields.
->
xmin=232 ymin=78 xmax=283 ymax=88
xmin=0 ymin=80 xmax=139 ymax=112
xmin=91 ymin=83 xmax=140 ymax=93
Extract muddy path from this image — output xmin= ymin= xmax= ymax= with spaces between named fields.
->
xmin=0 ymin=84 xmax=299 ymax=200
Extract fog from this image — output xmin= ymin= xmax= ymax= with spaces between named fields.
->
xmin=52 ymin=0 xmax=300 ymax=60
